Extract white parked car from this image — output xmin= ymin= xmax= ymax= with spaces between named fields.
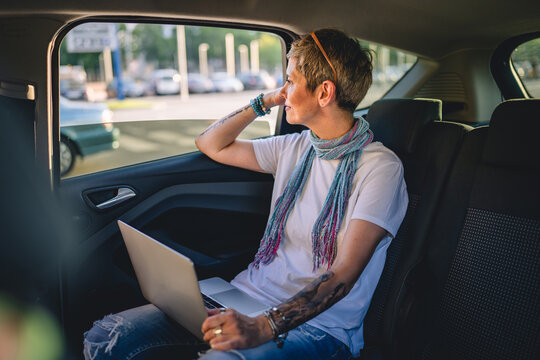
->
xmin=211 ymin=72 xmax=244 ymax=92
xmin=148 ymin=69 xmax=181 ymax=95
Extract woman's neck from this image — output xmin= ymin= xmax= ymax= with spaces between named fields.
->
xmin=310 ymin=111 xmax=355 ymax=140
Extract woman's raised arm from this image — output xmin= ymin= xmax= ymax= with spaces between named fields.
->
xmin=195 ymin=89 xmax=284 ymax=172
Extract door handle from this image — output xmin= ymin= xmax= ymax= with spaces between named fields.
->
xmin=96 ymin=187 xmax=136 ymax=210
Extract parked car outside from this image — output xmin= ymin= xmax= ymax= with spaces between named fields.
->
xmin=211 ymin=72 xmax=245 ymax=92
xmin=188 ymin=73 xmax=214 ymax=93
xmin=238 ymin=71 xmax=277 ymax=90
xmin=106 ymin=77 xmax=146 ymax=98
xmin=59 ymin=65 xmax=87 ymax=100
xmin=59 ymin=97 xmax=119 ymax=176
xmin=147 ymin=69 xmax=181 ymax=95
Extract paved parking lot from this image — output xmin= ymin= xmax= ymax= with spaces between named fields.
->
xmin=63 ymin=90 xmax=273 ymax=178
xmin=65 ymin=119 xmax=271 ymax=178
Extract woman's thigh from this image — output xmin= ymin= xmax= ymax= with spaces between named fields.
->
xmin=199 ymin=323 xmax=351 ymax=360
xmin=83 ymin=304 xmax=208 ymax=360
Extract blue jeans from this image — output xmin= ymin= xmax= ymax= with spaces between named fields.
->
xmin=83 ymin=304 xmax=352 ymax=360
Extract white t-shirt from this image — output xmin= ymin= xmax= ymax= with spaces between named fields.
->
xmin=231 ymin=130 xmax=408 ymax=357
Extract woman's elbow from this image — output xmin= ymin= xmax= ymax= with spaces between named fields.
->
xmin=195 ymin=137 xmax=219 ymax=161
xmin=195 ymin=136 xmax=210 ymax=155
xmin=194 ymin=136 xmax=203 ymax=152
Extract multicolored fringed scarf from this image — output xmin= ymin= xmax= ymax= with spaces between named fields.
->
xmin=252 ymin=117 xmax=373 ymax=270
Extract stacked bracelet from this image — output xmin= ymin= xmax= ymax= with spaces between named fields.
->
xmin=250 ymin=93 xmax=271 ymax=117
xmin=263 ymin=308 xmax=288 ymax=348
xmin=263 ymin=310 xmax=279 ymax=336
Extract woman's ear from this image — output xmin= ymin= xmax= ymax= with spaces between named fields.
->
xmin=318 ymin=80 xmax=337 ymax=107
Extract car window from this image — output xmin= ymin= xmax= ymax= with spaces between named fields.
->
xmin=357 ymin=41 xmax=417 ymax=108
xmin=511 ymin=38 xmax=540 ymax=98
xmin=59 ymin=22 xmax=284 ymax=178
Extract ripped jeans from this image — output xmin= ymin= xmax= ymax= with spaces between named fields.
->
xmin=83 ymin=304 xmax=352 ymax=360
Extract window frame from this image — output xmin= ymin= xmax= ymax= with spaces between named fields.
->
xmin=355 ymin=42 xmax=419 ymax=111
xmin=51 ymin=16 xmax=296 ymax=184
xmin=491 ymin=31 xmax=540 ymax=100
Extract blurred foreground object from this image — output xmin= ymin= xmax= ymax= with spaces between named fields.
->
xmin=0 ymin=295 xmax=63 ymax=360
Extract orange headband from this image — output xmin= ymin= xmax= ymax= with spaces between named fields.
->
xmin=310 ymin=31 xmax=338 ymax=84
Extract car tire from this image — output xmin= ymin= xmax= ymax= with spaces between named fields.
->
xmin=60 ymin=137 xmax=77 ymax=176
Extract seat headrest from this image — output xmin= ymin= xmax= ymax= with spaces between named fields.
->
xmin=483 ymin=99 xmax=540 ymax=169
xmin=366 ymin=98 xmax=442 ymax=154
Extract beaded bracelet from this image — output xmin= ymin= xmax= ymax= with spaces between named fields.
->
xmin=257 ymin=93 xmax=271 ymax=115
xmin=250 ymin=98 xmax=265 ymax=117
xmin=250 ymin=93 xmax=271 ymax=117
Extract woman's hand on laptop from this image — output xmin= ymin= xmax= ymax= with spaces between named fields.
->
xmin=202 ymin=308 xmax=273 ymax=350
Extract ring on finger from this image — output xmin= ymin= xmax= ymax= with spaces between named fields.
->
xmin=219 ymin=307 xmax=227 ymax=314
xmin=213 ymin=326 xmax=223 ymax=336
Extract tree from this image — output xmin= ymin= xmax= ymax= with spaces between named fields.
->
xmin=512 ymin=38 xmax=540 ymax=63
xmin=258 ymin=33 xmax=282 ymax=72
xmin=59 ymin=41 xmax=101 ymax=79
xmin=184 ymin=26 xmax=282 ymax=74
xmin=132 ymin=24 xmax=178 ymax=68
xmin=60 ymin=22 xmax=285 ymax=79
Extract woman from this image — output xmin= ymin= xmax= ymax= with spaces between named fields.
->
xmin=84 ymin=28 xmax=408 ymax=360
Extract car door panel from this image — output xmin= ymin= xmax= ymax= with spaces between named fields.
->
xmin=71 ymin=180 xmax=273 ymax=272
xmin=60 ymin=152 xmax=272 ymax=235
xmin=59 ymin=151 xmax=273 ymax=345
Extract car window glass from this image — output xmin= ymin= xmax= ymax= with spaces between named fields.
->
xmin=59 ymin=23 xmax=283 ymax=178
xmin=357 ymin=41 xmax=417 ymax=108
xmin=511 ymin=38 xmax=540 ymax=98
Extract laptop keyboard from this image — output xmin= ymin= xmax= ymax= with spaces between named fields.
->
xmin=202 ymin=293 xmax=223 ymax=309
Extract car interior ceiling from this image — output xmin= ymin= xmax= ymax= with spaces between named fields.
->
xmin=1 ymin=1 xmax=540 ymax=359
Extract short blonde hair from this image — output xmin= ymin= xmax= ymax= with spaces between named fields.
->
xmin=288 ymin=29 xmax=373 ymax=113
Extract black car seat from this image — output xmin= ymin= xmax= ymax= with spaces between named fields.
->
xmin=396 ymin=99 xmax=540 ymax=360
xmin=361 ymin=98 xmax=472 ymax=358
xmin=0 ymin=87 xmax=67 ymax=312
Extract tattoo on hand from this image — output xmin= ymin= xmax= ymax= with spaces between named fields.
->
xmin=271 ymin=271 xmax=349 ymax=333
xmin=200 ymin=104 xmax=251 ymax=136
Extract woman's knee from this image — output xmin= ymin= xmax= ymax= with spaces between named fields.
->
xmin=83 ymin=304 xmax=206 ymax=360
xmin=84 ymin=313 xmax=131 ymax=360
xmin=83 ymin=304 xmax=162 ymax=360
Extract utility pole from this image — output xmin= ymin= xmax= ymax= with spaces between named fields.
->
xmin=225 ymin=33 xmax=235 ymax=77
xmin=250 ymin=40 xmax=260 ymax=74
xmin=112 ymin=24 xmax=124 ymax=100
xmin=199 ymin=43 xmax=210 ymax=78
xmin=176 ymin=25 xmax=189 ymax=100
xmin=238 ymin=44 xmax=249 ymax=73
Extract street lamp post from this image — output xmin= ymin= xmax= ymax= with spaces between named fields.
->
xmin=199 ymin=43 xmax=210 ymax=78
xmin=176 ymin=25 xmax=189 ymax=100
xmin=250 ymin=40 xmax=260 ymax=74
xmin=225 ymin=33 xmax=235 ymax=77
xmin=238 ymin=44 xmax=249 ymax=74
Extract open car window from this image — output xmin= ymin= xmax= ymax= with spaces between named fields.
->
xmin=511 ymin=38 xmax=540 ymax=98
xmin=357 ymin=41 xmax=417 ymax=108
xmin=59 ymin=22 xmax=284 ymax=178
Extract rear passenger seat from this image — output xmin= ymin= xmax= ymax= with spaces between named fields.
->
xmin=360 ymin=98 xmax=472 ymax=358
xmin=390 ymin=99 xmax=540 ymax=360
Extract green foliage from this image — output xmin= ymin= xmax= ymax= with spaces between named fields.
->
xmin=512 ymin=38 xmax=540 ymax=63
xmin=60 ymin=22 xmax=284 ymax=79
xmin=184 ymin=26 xmax=282 ymax=72
xmin=59 ymin=41 xmax=101 ymax=73
xmin=131 ymin=24 xmax=178 ymax=68
xmin=259 ymin=33 xmax=283 ymax=70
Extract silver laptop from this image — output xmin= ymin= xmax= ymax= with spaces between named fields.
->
xmin=117 ymin=220 xmax=268 ymax=340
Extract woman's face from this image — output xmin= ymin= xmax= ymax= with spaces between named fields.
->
xmin=279 ymin=58 xmax=320 ymax=127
